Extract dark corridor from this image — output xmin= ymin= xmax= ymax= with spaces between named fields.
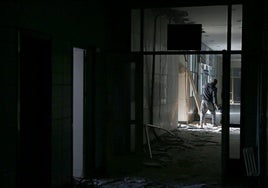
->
xmin=18 ymin=32 xmax=52 ymax=188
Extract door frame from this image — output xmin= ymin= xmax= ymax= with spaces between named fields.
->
xmin=71 ymin=45 xmax=97 ymax=179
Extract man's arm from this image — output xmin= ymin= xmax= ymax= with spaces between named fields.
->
xmin=213 ymin=88 xmax=218 ymax=110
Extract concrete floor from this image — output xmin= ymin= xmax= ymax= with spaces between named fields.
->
xmin=74 ymin=124 xmax=247 ymax=188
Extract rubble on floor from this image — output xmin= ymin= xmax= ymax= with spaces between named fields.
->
xmin=73 ymin=176 xmax=225 ymax=187
xmin=73 ymin=124 xmax=244 ymax=188
xmin=73 ymin=176 xmax=244 ymax=188
xmin=140 ymin=124 xmax=222 ymax=184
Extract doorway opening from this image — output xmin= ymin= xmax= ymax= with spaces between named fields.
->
xmin=18 ymin=31 xmax=52 ymax=188
xmin=131 ymin=3 xmax=242 ymax=184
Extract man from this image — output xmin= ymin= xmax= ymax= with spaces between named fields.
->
xmin=200 ymin=78 xmax=219 ymax=128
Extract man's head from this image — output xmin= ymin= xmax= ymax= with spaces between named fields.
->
xmin=211 ymin=78 xmax=218 ymax=86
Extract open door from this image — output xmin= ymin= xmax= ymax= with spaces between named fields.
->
xmin=73 ymin=47 xmax=96 ymax=178
xmin=73 ymin=47 xmax=86 ymax=178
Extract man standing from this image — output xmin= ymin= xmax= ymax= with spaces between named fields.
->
xmin=200 ymin=79 xmax=219 ymax=128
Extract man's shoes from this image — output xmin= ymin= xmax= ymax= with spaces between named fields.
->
xmin=200 ymin=122 xmax=204 ymax=129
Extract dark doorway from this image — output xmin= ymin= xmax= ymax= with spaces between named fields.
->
xmin=18 ymin=31 xmax=52 ymax=188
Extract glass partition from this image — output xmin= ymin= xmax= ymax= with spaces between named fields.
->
xmin=131 ymin=2 xmax=243 ymax=172
xmin=229 ymin=54 xmax=241 ymax=158
xmin=131 ymin=5 xmax=242 ymax=52
xmin=131 ymin=9 xmax=141 ymax=52
xmin=231 ymin=4 xmax=242 ymax=50
xmin=229 ymin=127 xmax=240 ymax=158
xmin=132 ymin=6 xmax=228 ymax=52
xmin=230 ymin=54 xmax=241 ymax=124
xmin=143 ymin=54 xmax=222 ymax=126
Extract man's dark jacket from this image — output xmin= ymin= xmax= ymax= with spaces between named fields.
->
xmin=202 ymin=83 xmax=217 ymax=105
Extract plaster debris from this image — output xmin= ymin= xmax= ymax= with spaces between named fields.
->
xmin=73 ymin=123 xmax=244 ymax=188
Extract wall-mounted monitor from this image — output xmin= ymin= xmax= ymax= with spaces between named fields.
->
xmin=167 ymin=24 xmax=202 ymax=50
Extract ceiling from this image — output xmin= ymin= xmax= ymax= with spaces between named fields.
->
xmin=175 ymin=5 xmax=242 ymax=51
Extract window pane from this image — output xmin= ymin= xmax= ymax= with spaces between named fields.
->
xmin=131 ymin=5 xmax=243 ymax=52
xmin=142 ymin=6 xmax=228 ymax=51
xmin=131 ymin=9 xmax=141 ymax=52
xmin=231 ymin=5 xmax=242 ymax=50
xmin=229 ymin=127 xmax=240 ymax=158
xmin=230 ymin=54 xmax=241 ymax=124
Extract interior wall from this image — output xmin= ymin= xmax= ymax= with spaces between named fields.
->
xmin=262 ymin=0 xmax=268 ymax=185
xmin=178 ymin=71 xmax=188 ymax=122
xmin=241 ymin=0 xmax=263 ymax=184
xmin=142 ymin=9 xmax=181 ymax=131
xmin=143 ymin=55 xmax=180 ymax=131
xmin=51 ymin=40 xmax=73 ymax=187
xmin=98 ymin=1 xmax=133 ymax=176
xmin=0 ymin=27 xmax=18 ymax=188
xmin=0 ymin=2 xmax=108 ymax=187
xmin=265 ymin=25 xmax=268 ymax=188
xmin=241 ymin=1 xmax=261 ymax=148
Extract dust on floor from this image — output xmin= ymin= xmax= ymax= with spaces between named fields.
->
xmin=74 ymin=123 xmax=245 ymax=188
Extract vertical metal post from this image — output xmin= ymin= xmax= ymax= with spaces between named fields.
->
xmin=135 ymin=8 xmax=144 ymax=154
xmin=222 ymin=50 xmax=231 ymax=182
xmin=221 ymin=3 xmax=232 ymax=182
xmin=145 ymin=125 xmax=152 ymax=159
